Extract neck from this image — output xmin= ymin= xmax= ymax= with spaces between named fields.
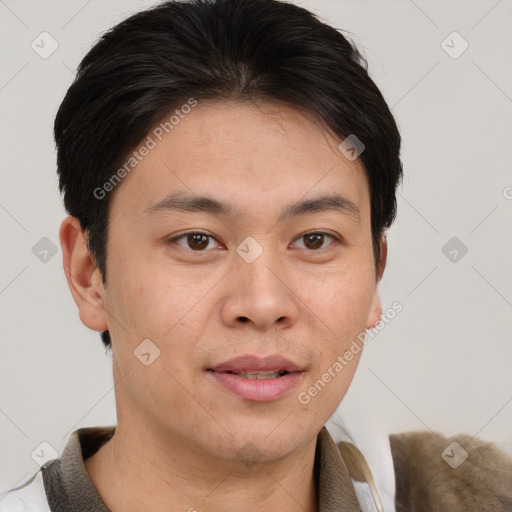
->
xmin=84 ymin=420 xmax=319 ymax=512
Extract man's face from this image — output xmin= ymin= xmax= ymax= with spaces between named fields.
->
xmin=92 ymin=100 xmax=383 ymax=460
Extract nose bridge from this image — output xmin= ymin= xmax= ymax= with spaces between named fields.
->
xmin=239 ymin=248 xmax=279 ymax=291
xmin=224 ymin=235 xmax=298 ymax=328
xmin=236 ymin=235 xmax=282 ymax=296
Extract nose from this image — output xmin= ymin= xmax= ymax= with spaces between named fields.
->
xmin=220 ymin=245 xmax=300 ymax=331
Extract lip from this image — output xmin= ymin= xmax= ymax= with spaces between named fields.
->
xmin=206 ymin=354 xmax=305 ymax=402
xmin=207 ymin=370 xmax=303 ymax=402
xmin=208 ymin=354 xmax=302 ymax=373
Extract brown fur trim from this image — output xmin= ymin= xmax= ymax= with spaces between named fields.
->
xmin=389 ymin=431 xmax=512 ymax=512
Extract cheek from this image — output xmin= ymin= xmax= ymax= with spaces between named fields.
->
xmin=106 ymin=248 xmax=216 ymax=379
xmin=298 ymin=275 xmax=371 ymax=423
xmin=296 ymin=260 xmax=374 ymax=407
xmin=302 ymin=263 xmax=375 ymax=340
xmin=107 ymin=240 xmax=182 ymax=334
xmin=105 ymin=260 xmax=207 ymax=414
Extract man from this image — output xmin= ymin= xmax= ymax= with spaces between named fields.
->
xmin=1 ymin=1 xmax=510 ymax=511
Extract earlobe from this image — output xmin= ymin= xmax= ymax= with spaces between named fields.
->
xmin=59 ymin=216 xmax=108 ymax=332
xmin=366 ymin=290 xmax=382 ymax=330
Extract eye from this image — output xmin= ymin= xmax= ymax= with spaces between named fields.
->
xmin=292 ymin=231 xmax=338 ymax=250
xmin=168 ymin=232 xmax=222 ymax=251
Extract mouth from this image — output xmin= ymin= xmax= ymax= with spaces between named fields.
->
xmin=206 ymin=354 xmax=305 ymax=401
xmin=210 ymin=369 xmax=291 ymax=380
xmin=207 ymin=354 xmax=303 ymax=374
xmin=206 ymin=369 xmax=303 ymax=402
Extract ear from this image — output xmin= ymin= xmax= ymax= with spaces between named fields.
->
xmin=59 ymin=216 xmax=108 ymax=332
xmin=366 ymin=236 xmax=388 ymax=330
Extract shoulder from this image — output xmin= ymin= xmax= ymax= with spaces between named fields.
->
xmin=0 ymin=471 xmax=51 ymax=512
xmin=389 ymin=430 xmax=512 ymax=512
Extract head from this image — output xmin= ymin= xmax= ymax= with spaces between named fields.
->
xmin=57 ymin=0 xmax=402 ymax=462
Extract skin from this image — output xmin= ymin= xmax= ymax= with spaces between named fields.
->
xmin=60 ymin=99 xmax=386 ymax=512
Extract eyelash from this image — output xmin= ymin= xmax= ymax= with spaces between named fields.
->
xmin=167 ymin=230 xmax=340 ymax=252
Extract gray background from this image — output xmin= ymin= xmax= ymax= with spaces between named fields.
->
xmin=1 ymin=0 xmax=511 ymax=494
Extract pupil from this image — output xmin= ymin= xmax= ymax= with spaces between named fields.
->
xmin=306 ymin=233 xmax=323 ymax=249
xmin=189 ymin=234 xmax=208 ymax=250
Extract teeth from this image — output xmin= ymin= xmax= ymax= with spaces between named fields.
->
xmin=229 ymin=370 xmax=287 ymax=380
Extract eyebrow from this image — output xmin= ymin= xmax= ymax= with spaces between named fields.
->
xmin=144 ymin=190 xmax=360 ymax=223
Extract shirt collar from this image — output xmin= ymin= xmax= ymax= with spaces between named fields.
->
xmin=42 ymin=425 xmax=361 ymax=512
xmin=316 ymin=426 xmax=363 ymax=511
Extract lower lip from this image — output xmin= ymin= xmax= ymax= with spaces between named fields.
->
xmin=207 ymin=371 xmax=303 ymax=402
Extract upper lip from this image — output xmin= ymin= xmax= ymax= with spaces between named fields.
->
xmin=208 ymin=355 xmax=303 ymax=373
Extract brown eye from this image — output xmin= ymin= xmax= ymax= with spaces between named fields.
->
xmin=170 ymin=232 xmax=218 ymax=251
xmin=305 ymin=233 xmax=324 ymax=249
xmin=187 ymin=233 xmax=210 ymax=250
xmin=293 ymin=231 xmax=337 ymax=250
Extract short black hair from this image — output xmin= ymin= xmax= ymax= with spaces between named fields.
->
xmin=55 ymin=0 xmax=403 ymax=351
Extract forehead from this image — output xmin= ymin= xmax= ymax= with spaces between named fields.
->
xmin=109 ymin=100 xmax=370 ymax=220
